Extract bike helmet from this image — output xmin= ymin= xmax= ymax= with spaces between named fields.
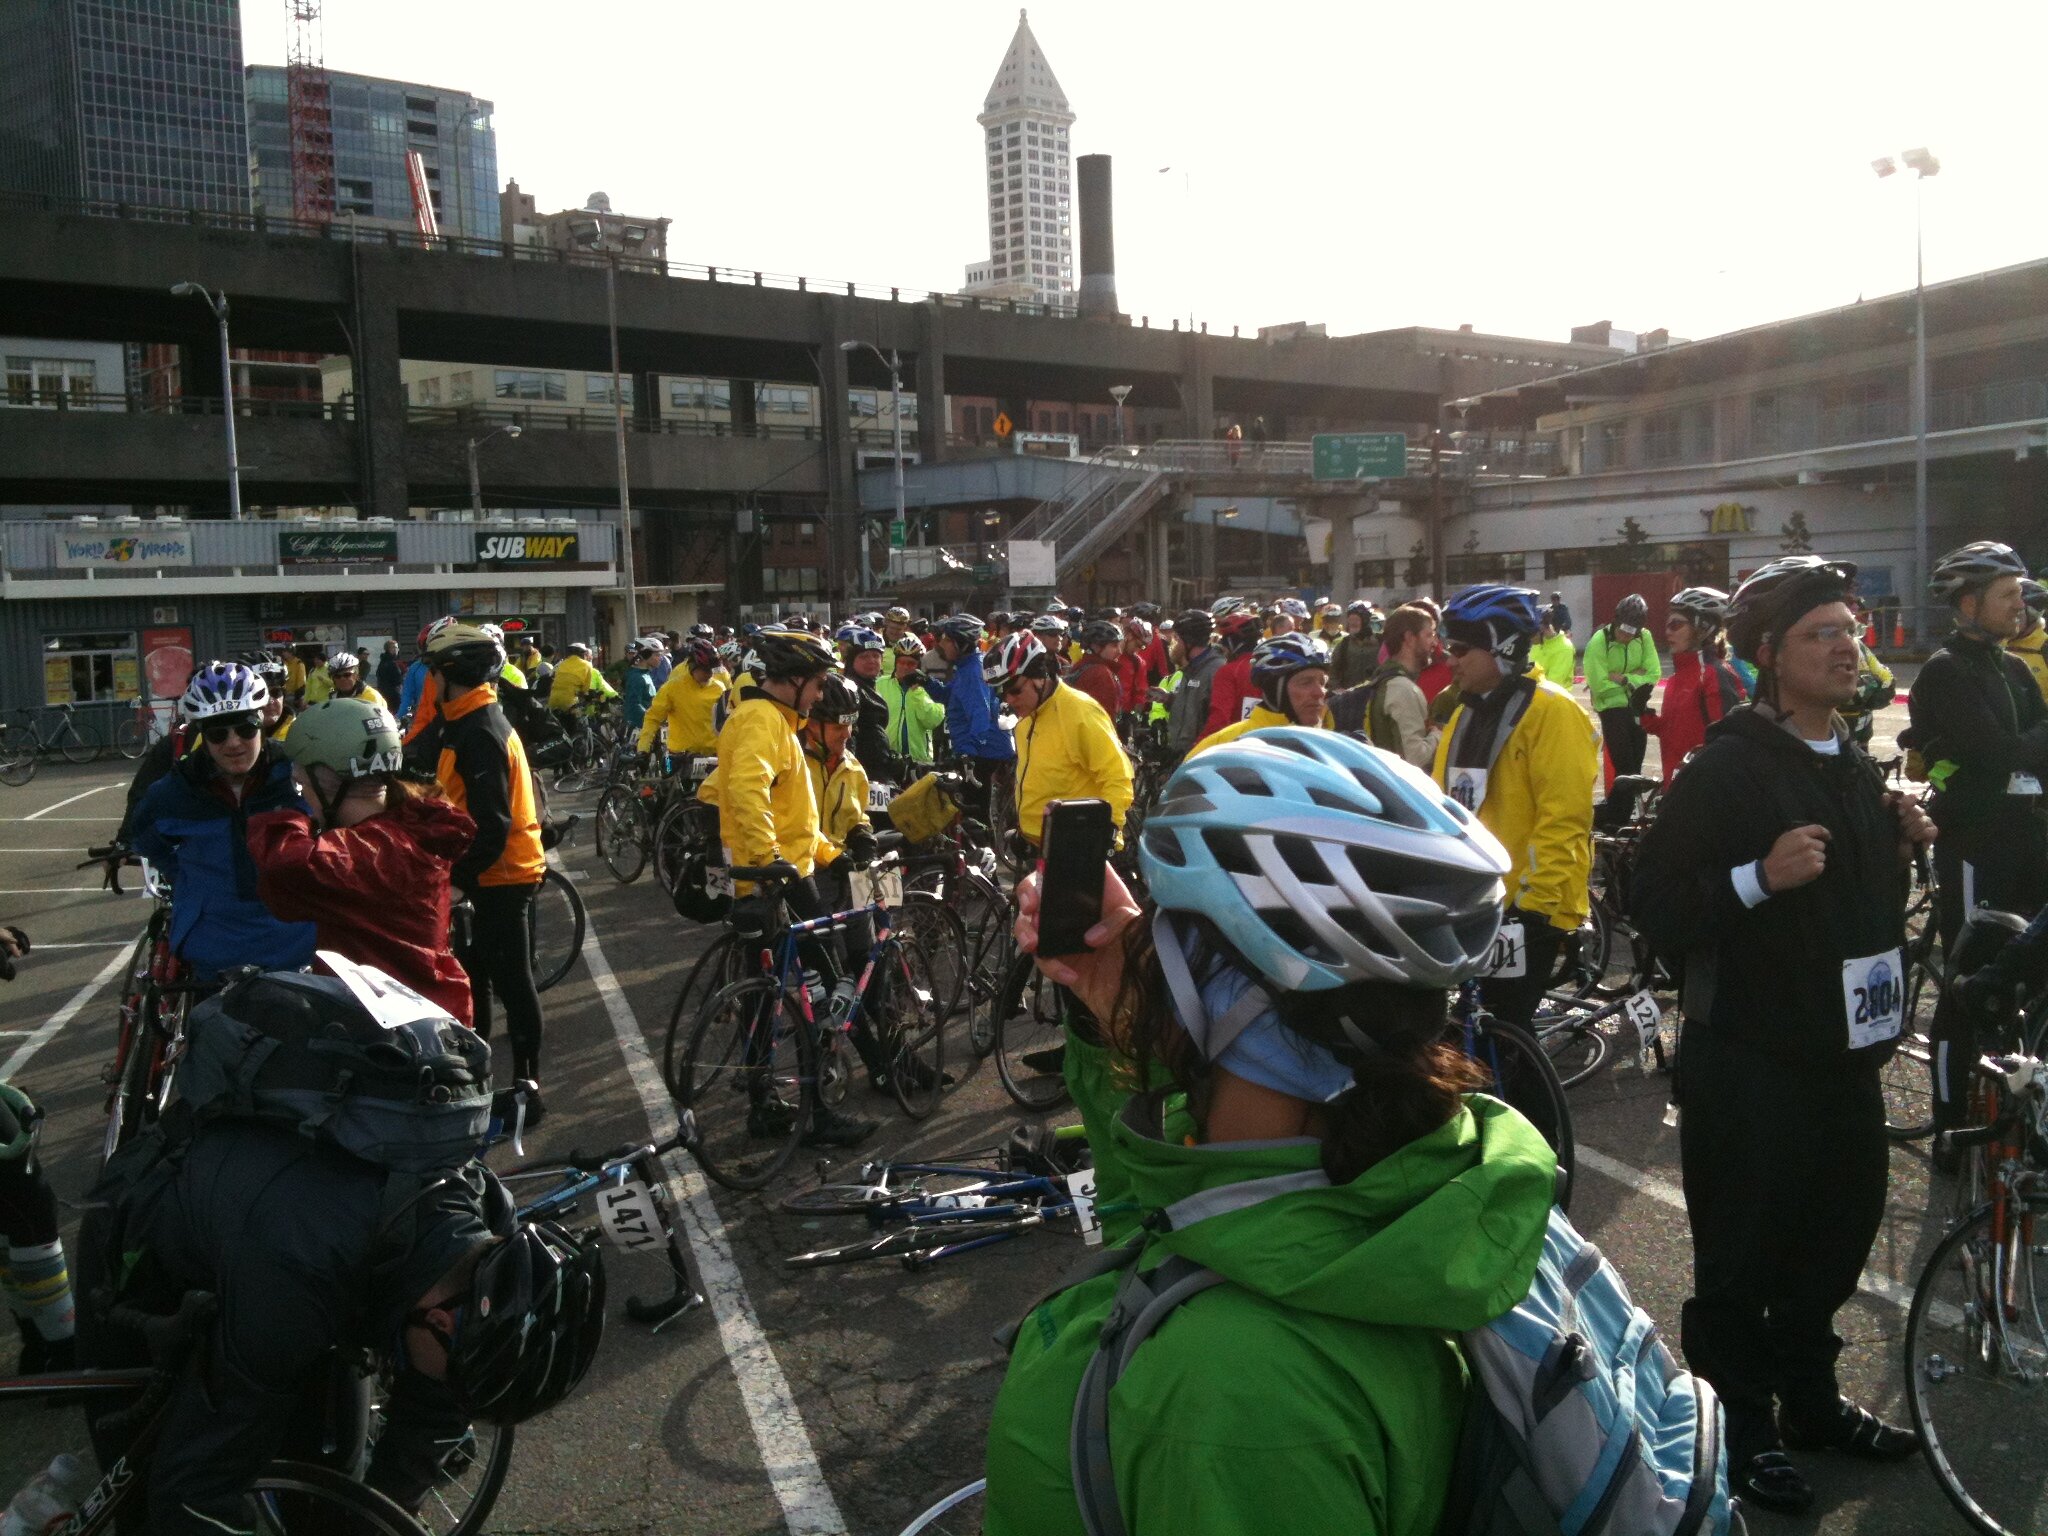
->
xmin=884 ymin=606 xmax=912 ymax=625
xmin=1668 ymin=586 xmax=1731 ymax=628
xmin=1078 ymin=620 xmax=1123 ymax=651
xmin=2024 ymin=578 xmax=2048 ymax=615
xmin=1209 ymin=595 xmax=1251 ymax=619
xmin=1215 ymin=608 xmax=1263 ymax=654
xmin=241 ymin=650 xmax=289 ymax=689
xmin=327 ymin=650 xmax=362 ymax=673
xmin=810 ymin=672 xmax=863 ymax=726
xmin=1130 ymin=602 xmax=1163 ymax=622
xmin=982 ymin=630 xmax=1051 ymax=690
xmin=745 ymin=626 xmax=838 ymax=681
xmin=1612 ymin=594 xmax=1649 ymax=630
xmin=423 ymin=620 xmax=508 ymax=688
xmin=934 ymin=612 xmax=985 ymax=646
xmin=893 ymin=633 xmax=927 ymax=658
xmin=1249 ymin=633 xmax=1332 ymax=711
xmin=567 ymin=642 xmax=591 ymax=658
xmin=1139 ymin=730 xmax=1510 ymax=1000
xmin=1124 ymin=617 xmax=1154 ymax=645
xmin=181 ymin=660 xmax=269 ymax=722
xmin=1442 ymin=585 xmax=1543 ymax=664
xmin=416 ymin=621 xmax=443 ymax=652
xmin=1725 ymin=556 xmax=1858 ymax=665
xmin=687 ymin=623 xmax=713 ymax=640
xmin=684 ymin=639 xmax=718 ymax=671
xmin=837 ymin=625 xmax=886 ymax=654
xmin=1275 ymin=597 xmax=1311 ymax=621
xmin=1029 ymin=613 xmax=1070 ymax=641
xmin=444 ymin=1217 xmax=607 ymax=1427
xmin=1345 ymin=599 xmax=1385 ymax=638
xmin=280 ymin=698 xmax=404 ymax=778
xmin=715 ymin=639 xmax=747 ymax=673
xmin=1929 ymin=540 xmax=2028 ymax=603
xmin=1174 ymin=610 xmax=1214 ymax=648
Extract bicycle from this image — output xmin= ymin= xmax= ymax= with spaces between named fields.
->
xmin=0 ymin=1291 xmax=431 ymax=1534
xmin=1883 ymin=846 xmax=1943 ymax=1142
xmin=1903 ymin=1046 xmax=2048 ymax=1536
xmin=0 ymin=703 xmax=98 ymax=783
xmin=1452 ymin=979 xmax=1577 ymax=1211
xmin=531 ymin=822 xmax=588 ymax=994
xmin=593 ymin=748 xmax=665 ymax=884
xmin=669 ymin=854 xmax=945 ymax=1191
xmin=650 ymin=755 xmax=727 ymax=915
xmin=895 ymin=1480 xmax=985 ymax=1536
xmin=113 ymin=697 xmax=167 ymax=761
xmin=902 ymin=818 xmax=1009 ymax=1037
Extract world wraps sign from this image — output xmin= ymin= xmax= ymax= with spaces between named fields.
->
xmin=57 ymin=529 xmax=194 ymax=568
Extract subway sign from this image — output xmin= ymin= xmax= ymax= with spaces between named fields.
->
xmin=474 ymin=531 xmax=581 ymax=567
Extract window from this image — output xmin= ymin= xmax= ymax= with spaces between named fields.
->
xmin=669 ymin=379 xmax=731 ymax=411
xmin=494 ymin=369 xmax=565 ymax=402
xmin=5 ymin=355 xmax=98 ymax=409
xmin=449 ymin=371 xmax=474 ymax=404
xmin=1640 ymin=410 xmax=1680 ymax=465
xmin=42 ymin=631 xmax=139 ymax=705
xmin=848 ymin=388 xmax=880 ymax=419
xmin=756 ymin=383 xmax=812 ymax=416
xmin=585 ymin=373 xmax=634 ymax=406
xmin=414 ymin=376 xmax=442 ymax=405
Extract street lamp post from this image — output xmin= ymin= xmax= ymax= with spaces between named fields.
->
xmin=1109 ymin=383 xmax=1132 ymax=447
xmin=467 ymin=424 xmax=522 ymax=517
xmin=1874 ymin=147 xmax=1941 ymax=645
xmin=170 ymin=282 xmax=242 ymax=520
xmin=569 ymin=218 xmax=650 ymax=649
xmin=841 ymin=340 xmax=906 ymax=593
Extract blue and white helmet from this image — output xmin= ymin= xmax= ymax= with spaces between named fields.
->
xmin=180 ymin=660 xmax=269 ymax=722
xmin=1139 ymin=729 xmax=1508 ymax=993
xmin=835 ymin=625 xmax=886 ymax=654
xmin=1443 ymin=584 xmax=1544 ymax=665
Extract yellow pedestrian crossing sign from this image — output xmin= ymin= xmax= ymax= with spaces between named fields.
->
xmin=993 ymin=412 xmax=1014 ymax=439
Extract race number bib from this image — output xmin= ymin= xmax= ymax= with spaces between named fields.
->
xmin=1624 ymin=989 xmax=1663 ymax=1068
xmin=1446 ymin=766 xmax=1488 ymax=814
xmin=596 ymin=1177 xmax=666 ymax=1253
xmin=705 ymin=865 xmax=735 ymax=899
xmin=1069 ymin=1166 xmax=1102 ymax=1247
xmin=1841 ymin=948 xmax=1905 ymax=1049
xmin=867 ymin=781 xmax=896 ymax=813
xmin=684 ymin=755 xmax=715 ymax=784
xmin=1239 ymin=696 xmax=1258 ymax=722
xmin=849 ymin=866 xmax=903 ymax=908
xmin=1485 ymin=920 xmax=1526 ymax=978
xmin=2010 ymin=772 xmax=2042 ymax=796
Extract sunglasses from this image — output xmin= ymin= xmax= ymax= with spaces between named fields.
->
xmin=202 ymin=722 xmax=261 ymax=744
xmin=1000 ymin=677 xmax=1034 ymax=698
xmin=1443 ymin=640 xmax=1474 ymax=658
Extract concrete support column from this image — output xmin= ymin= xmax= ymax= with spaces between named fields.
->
xmin=914 ymin=304 xmax=946 ymax=465
xmin=729 ymin=380 xmax=758 ymax=433
xmin=632 ymin=370 xmax=660 ymax=432
xmin=352 ymin=262 xmax=409 ymax=521
xmin=1327 ymin=501 xmax=1357 ymax=606
xmin=1178 ymin=332 xmax=1214 ymax=440
xmin=815 ymin=317 xmax=859 ymax=601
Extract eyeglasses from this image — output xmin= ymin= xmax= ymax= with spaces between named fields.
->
xmin=1785 ymin=623 xmax=1858 ymax=646
xmin=202 ymin=722 xmax=261 ymax=744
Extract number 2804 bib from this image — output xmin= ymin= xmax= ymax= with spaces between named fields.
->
xmin=1840 ymin=947 xmax=1904 ymax=1050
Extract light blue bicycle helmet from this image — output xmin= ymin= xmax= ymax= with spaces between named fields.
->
xmin=1139 ymin=728 xmax=1509 ymax=996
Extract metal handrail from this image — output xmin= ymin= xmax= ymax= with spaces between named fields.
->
xmin=0 ymin=391 xmax=351 ymax=421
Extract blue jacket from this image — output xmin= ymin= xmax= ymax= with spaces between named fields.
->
xmin=648 ymin=653 xmax=674 ymax=687
xmin=624 ymin=667 xmax=659 ymax=737
xmin=131 ymin=751 xmax=317 ymax=980
xmin=398 ymin=656 xmax=430 ymax=721
xmin=939 ymin=666 xmax=1014 ymax=761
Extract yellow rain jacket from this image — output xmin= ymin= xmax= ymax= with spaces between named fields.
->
xmin=697 ymin=686 xmax=835 ymax=880
xmin=1015 ymin=681 xmax=1134 ymax=846
xmin=637 ymin=668 xmax=728 ymax=755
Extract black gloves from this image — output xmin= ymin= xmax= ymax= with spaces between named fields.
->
xmin=1627 ymin=683 xmax=1655 ymax=715
xmin=842 ymin=826 xmax=880 ymax=869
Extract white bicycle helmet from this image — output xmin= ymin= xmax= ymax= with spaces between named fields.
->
xmin=181 ymin=660 xmax=269 ymax=722
xmin=327 ymin=651 xmax=361 ymax=673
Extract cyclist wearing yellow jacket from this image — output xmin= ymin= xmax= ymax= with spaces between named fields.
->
xmin=547 ymin=643 xmax=616 ymax=713
xmin=637 ymin=639 xmax=727 ymax=757
xmin=1432 ymin=585 xmax=1597 ymax=1029
xmin=983 ymin=631 xmax=1133 ymax=848
xmin=2009 ymin=579 xmax=2048 ymax=704
xmin=1187 ymin=634 xmax=1331 ymax=757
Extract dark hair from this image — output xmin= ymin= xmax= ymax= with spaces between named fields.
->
xmin=1106 ymin=914 xmax=1482 ymax=1183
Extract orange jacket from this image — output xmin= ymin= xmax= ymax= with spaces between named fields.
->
xmin=426 ymin=684 xmax=545 ymax=889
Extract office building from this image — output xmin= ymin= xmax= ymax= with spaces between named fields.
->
xmin=500 ymin=183 xmax=670 ymax=264
xmin=247 ymin=66 xmax=497 ymax=239
xmin=0 ymin=0 xmax=250 ymax=213
xmin=962 ymin=10 xmax=1073 ymax=313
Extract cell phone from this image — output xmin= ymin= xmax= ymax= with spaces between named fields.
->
xmin=1036 ymin=798 xmax=1114 ymax=958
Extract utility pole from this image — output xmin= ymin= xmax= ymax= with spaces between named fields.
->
xmin=604 ymin=256 xmax=639 ymax=647
xmin=1428 ymin=429 xmax=1446 ymax=600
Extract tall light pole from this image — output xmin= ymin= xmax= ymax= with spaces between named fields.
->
xmin=467 ymin=423 xmax=522 ymax=517
xmin=1109 ymin=383 xmax=1132 ymax=447
xmin=570 ymin=217 xmax=650 ymax=648
xmin=1874 ymin=147 xmax=1940 ymax=644
xmin=841 ymin=339 xmax=906 ymax=589
xmin=170 ymin=282 xmax=243 ymax=520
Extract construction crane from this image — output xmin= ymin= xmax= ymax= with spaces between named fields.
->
xmin=285 ymin=0 xmax=335 ymax=223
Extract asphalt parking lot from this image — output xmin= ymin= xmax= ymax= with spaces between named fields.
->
xmin=0 ymin=681 xmax=1999 ymax=1534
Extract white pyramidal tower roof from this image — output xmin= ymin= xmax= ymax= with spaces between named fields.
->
xmin=981 ymin=8 xmax=1070 ymax=121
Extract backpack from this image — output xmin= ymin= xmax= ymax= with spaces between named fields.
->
xmin=1055 ymin=1204 xmax=1734 ymax=1536
xmin=171 ymin=952 xmax=494 ymax=1174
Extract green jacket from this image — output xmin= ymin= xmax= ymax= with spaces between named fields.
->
xmin=1329 ymin=632 xmax=1379 ymax=690
xmin=877 ymin=671 xmax=947 ymax=762
xmin=1530 ymin=632 xmax=1576 ymax=688
xmin=985 ymin=1093 xmax=1556 ymax=1536
xmin=1580 ymin=625 xmax=1658 ymax=712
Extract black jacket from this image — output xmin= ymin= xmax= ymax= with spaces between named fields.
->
xmin=1906 ymin=628 xmax=2048 ymax=846
xmin=77 ymin=1122 xmax=489 ymax=1535
xmin=1631 ymin=706 xmax=1906 ymax=1068
xmin=851 ymin=672 xmax=910 ymax=784
xmin=116 ymin=727 xmax=187 ymax=844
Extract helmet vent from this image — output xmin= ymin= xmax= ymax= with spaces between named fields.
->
xmin=1274 ymin=835 xmax=1334 ymax=885
xmin=1202 ymin=828 xmax=1261 ymax=876
xmin=1262 ymin=907 xmax=1340 ymax=966
xmin=1307 ymin=785 xmax=1372 ymax=815
xmin=1142 ymin=826 xmax=1188 ymax=867
xmin=1216 ymin=767 xmax=1274 ymax=797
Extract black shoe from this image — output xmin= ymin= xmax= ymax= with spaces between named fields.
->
xmin=14 ymin=1323 xmax=74 ymax=1376
xmin=490 ymin=1084 xmax=546 ymax=1135
xmin=871 ymin=1054 xmax=955 ymax=1097
xmin=1781 ymin=1399 xmax=1921 ymax=1462
xmin=1736 ymin=1450 xmax=1814 ymax=1515
xmin=803 ymin=1111 xmax=878 ymax=1149
xmin=1020 ymin=1044 xmax=1067 ymax=1077
xmin=748 ymin=1100 xmax=796 ymax=1140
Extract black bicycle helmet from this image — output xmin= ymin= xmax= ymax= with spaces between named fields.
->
xmin=810 ymin=671 xmax=863 ymax=725
xmin=934 ymin=612 xmax=985 ymax=646
xmin=1078 ymin=620 xmax=1123 ymax=651
xmin=745 ymin=626 xmax=838 ymax=682
xmin=1724 ymin=556 xmax=1858 ymax=665
xmin=1613 ymin=593 xmax=1650 ymax=629
xmin=1249 ymin=633 xmax=1331 ymax=711
xmin=1929 ymin=540 xmax=2028 ymax=604
xmin=445 ymin=1218 xmax=607 ymax=1427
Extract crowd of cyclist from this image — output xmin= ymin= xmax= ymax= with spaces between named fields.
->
xmin=8 ymin=534 xmax=2048 ymax=1531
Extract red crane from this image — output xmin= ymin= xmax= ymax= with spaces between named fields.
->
xmin=285 ymin=0 xmax=335 ymax=223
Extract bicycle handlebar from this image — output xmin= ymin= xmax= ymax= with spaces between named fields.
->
xmin=103 ymin=1290 xmax=217 ymax=1367
xmin=80 ymin=844 xmax=137 ymax=894
xmin=729 ymin=861 xmax=801 ymax=884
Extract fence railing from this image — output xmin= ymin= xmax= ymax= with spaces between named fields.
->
xmin=0 ymin=391 xmax=351 ymax=420
xmin=403 ymin=403 xmax=894 ymax=448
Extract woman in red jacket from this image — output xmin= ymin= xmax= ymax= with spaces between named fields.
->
xmin=1116 ymin=618 xmax=1153 ymax=726
xmin=1641 ymin=585 xmax=1747 ymax=786
xmin=1069 ymin=620 xmax=1127 ymax=719
xmin=247 ymin=698 xmax=477 ymax=1024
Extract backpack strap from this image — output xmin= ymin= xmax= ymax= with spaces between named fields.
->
xmin=1441 ymin=675 xmax=1537 ymax=782
xmin=1071 ymin=1253 xmax=1231 ymax=1536
xmin=992 ymin=1237 xmax=1143 ymax=1354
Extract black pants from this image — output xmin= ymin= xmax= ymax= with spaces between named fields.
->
xmin=1478 ymin=908 xmax=1564 ymax=1030
xmin=1931 ymin=828 xmax=2048 ymax=1127
xmin=1599 ymin=706 xmax=1647 ymax=777
xmin=459 ymin=882 xmax=544 ymax=1082
xmin=1676 ymin=1023 xmax=1889 ymax=1460
xmin=0 ymin=1091 xmax=58 ymax=1249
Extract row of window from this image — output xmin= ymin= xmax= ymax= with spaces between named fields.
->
xmin=6 ymin=357 xmax=97 ymax=409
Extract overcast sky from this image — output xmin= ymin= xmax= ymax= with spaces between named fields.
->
xmin=242 ymin=0 xmax=2048 ymax=347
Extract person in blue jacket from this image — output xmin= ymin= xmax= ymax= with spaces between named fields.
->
xmin=622 ymin=637 xmax=661 ymax=741
xmin=398 ymin=621 xmax=436 ymax=725
xmin=931 ymin=614 xmax=1012 ymax=767
xmin=130 ymin=661 xmax=316 ymax=983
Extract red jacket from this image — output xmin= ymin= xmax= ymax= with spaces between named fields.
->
xmin=1642 ymin=649 xmax=1748 ymax=785
xmin=1115 ymin=652 xmax=1148 ymax=717
xmin=1204 ymin=653 xmax=1257 ymax=736
xmin=1417 ymin=655 xmax=1453 ymax=703
xmin=1070 ymin=655 xmax=1124 ymax=718
xmin=247 ymin=792 xmax=478 ymax=1026
xmin=1142 ymin=634 xmax=1171 ymax=685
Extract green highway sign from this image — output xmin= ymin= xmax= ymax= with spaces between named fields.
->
xmin=888 ymin=520 xmax=907 ymax=549
xmin=1312 ymin=432 xmax=1408 ymax=482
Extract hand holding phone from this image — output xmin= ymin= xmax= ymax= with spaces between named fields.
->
xmin=1035 ymin=798 xmax=1114 ymax=957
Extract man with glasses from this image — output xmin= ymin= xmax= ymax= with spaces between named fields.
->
xmin=1633 ymin=555 xmax=1934 ymax=1514
xmin=983 ymin=631 xmax=1132 ymax=851
xmin=1583 ymin=592 xmax=1660 ymax=777
xmin=128 ymin=662 xmax=316 ymax=984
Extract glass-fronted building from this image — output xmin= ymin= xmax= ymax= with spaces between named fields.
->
xmin=247 ymin=67 xmax=497 ymax=240
xmin=0 ymin=0 xmax=250 ymax=213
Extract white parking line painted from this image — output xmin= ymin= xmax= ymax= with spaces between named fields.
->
xmin=0 ymin=948 xmax=130 ymax=1079
xmin=0 ymin=816 xmax=125 ymax=824
xmin=24 ymin=784 xmax=118 ymax=821
xmin=574 ymin=892 xmax=848 ymax=1536
xmin=21 ymin=941 xmax=130 ymax=949
xmin=0 ymin=887 xmax=117 ymax=895
xmin=1577 ymin=1143 xmax=1924 ymax=1317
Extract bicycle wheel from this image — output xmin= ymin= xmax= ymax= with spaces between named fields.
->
xmin=653 ymin=797 xmax=716 ymax=897
xmin=1904 ymin=1197 xmax=2048 ymax=1536
xmin=784 ymin=1213 xmax=1038 ymax=1269
xmin=662 ymin=934 xmax=745 ymax=1096
xmin=596 ymin=785 xmax=649 ymax=885
xmin=367 ymin=1384 xmax=512 ymax=1536
xmin=679 ymin=976 xmax=817 ymax=1191
xmin=1462 ymin=1016 xmax=1575 ymax=1211
xmin=0 ymin=726 xmax=36 ymax=787
xmin=880 ymin=930 xmax=947 ymax=1119
xmin=250 ymin=1460 xmax=435 ymax=1534
xmin=101 ymin=1005 xmax=159 ymax=1166
xmin=894 ymin=893 xmax=967 ymax=1022
xmin=530 ymin=867 xmax=586 ymax=993
xmin=58 ymin=717 xmax=97 ymax=764
xmin=993 ymin=952 xmax=1070 ymax=1112
xmin=1888 ymin=944 xmax=1941 ymax=1142
xmin=897 ymin=1479 xmax=986 ymax=1536
xmin=1534 ymin=1015 xmax=1611 ymax=1090
xmin=114 ymin=714 xmax=150 ymax=760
